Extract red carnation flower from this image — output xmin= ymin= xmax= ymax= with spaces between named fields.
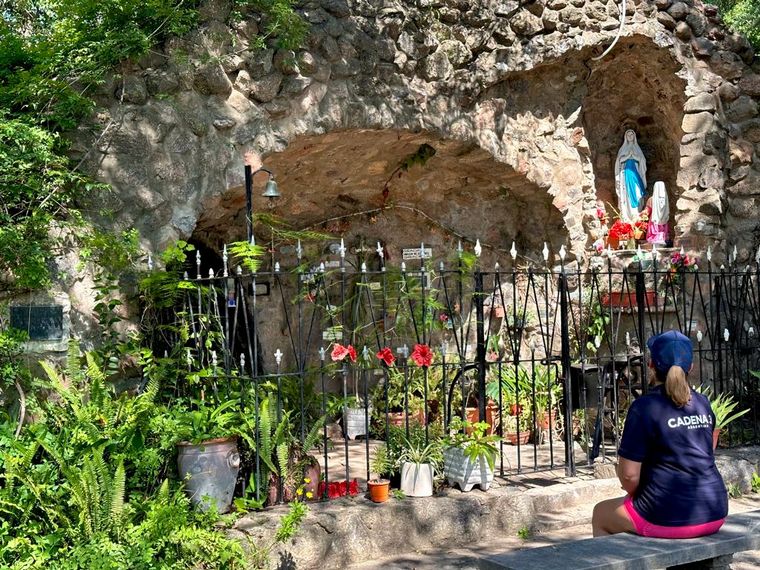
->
xmin=376 ymin=347 xmax=395 ymax=367
xmin=347 ymin=345 xmax=357 ymax=362
xmin=331 ymin=344 xmax=349 ymax=362
xmin=410 ymin=343 xmax=434 ymax=367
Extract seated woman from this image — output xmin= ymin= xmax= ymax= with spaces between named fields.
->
xmin=592 ymin=330 xmax=728 ymax=538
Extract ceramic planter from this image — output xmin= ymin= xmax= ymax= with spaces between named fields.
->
xmin=443 ymin=446 xmax=493 ymax=492
xmin=177 ymin=437 xmax=240 ymax=513
xmin=367 ymin=479 xmax=390 ymax=503
xmin=400 ymin=461 xmax=434 ymax=497
xmin=344 ymin=406 xmax=371 ymax=440
xmin=505 ymin=431 xmax=531 ymax=445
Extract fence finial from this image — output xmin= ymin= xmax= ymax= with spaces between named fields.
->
xmin=542 ymin=242 xmax=549 ymax=262
xmin=559 ymin=244 xmax=566 ymax=262
xmin=339 ymin=238 xmax=346 ymax=259
xmin=376 ymin=241 xmax=384 ymax=260
xmin=319 ymin=347 xmax=326 ymax=361
xmin=474 ymin=239 xmax=482 ymax=257
xmin=707 ymin=245 xmax=712 ymax=263
xmin=401 ymin=261 xmax=406 ymax=272
xmin=240 ymin=353 xmax=246 ymax=372
xmin=361 ymin=262 xmax=367 ymax=273
xmin=296 ymin=239 xmax=303 ymax=260
xmin=696 ymin=330 xmax=703 ymax=343
xmin=147 ymin=253 xmax=153 ymax=271
xmin=510 ymin=241 xmax=517 ymax=260
xmin=319 ymin=262 xmax=326 ymax=273
xmin=457 ymin=240 xmax=463 ymax=258
xmin=222 ymin=244 xmax=228 ymax=277
xmin=495 ymin=261 xmax=500 ymax=271
xmin=274 ymin=349 xmax=283 ymax=366
xmin=209 ymin=268 xmax=214 ymax=279
xmin=732 ymin=245 xmax=738 ymax=264
xmin=196 ymin=250 xmax=201 ymax=279
xmin=236 ymin=265 xmax=243 ymax=275
xmin=274 ymin=261 xmax=280 ymax=272
xmin=724 ymin=328 xmax=730 ymax=342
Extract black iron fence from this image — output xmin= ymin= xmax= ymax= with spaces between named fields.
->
xmin=151 ymin=243 xmax=760 ymax=504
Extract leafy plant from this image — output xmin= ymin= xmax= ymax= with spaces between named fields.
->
xmin=371 ymin=443 xmax=392 ymax=478
xmin=443 ymin=417 xmax=500 ymax=471
xmin=398 ymin=434 xmax=442 ymax=468
xmin=174 ymin=399 xmax=240 ymax=444
xmin=752 ymin=472 xmax=760 ymax=494
xmin=696 ymin=387 xmax=751 ymax=429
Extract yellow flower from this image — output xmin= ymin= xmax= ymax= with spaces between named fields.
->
xmin=305 ymin=491 xmax=313 ymax=499
xmin=303 ymin=477 xmax=311 ymax=484
xmin=296 ymin=488 xmax=303 ymax=496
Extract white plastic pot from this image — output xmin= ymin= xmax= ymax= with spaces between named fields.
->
xmin=442 ymin=446 xmax=493 ymax=492
xmin=400 ymin=461 xmax=434 ymax=497
xmin=344 ymin=406 xmax=371 ymax=440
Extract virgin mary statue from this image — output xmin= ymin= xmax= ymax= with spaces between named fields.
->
xmin=614 ymin=129 xmax=647 ymax=223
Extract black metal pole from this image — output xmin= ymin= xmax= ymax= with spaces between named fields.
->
xmin=244 ymin=164 xmax=253 ymax=243
xmin=559 ymin=271 xmax=575 ymax=477
xmin=474 ymin=270 xmax=486 ymax=423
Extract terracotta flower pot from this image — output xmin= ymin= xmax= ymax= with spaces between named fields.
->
xmin=505 ymin=431 xmax=531 ymax=445
xmin=367 ymin=479 xmax=390 ymax=503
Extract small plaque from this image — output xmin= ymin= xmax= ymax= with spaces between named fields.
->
xmin=10 ymin=305 xmax=64 ymax=341
xmin=324 ymin=260 xmax=341 ymax=269
xmin=322 ymin=327 xmax=343 ymax=341
xmin=402 ymin=247 xmax=433 ymax=260
xmin=368 ymin=281 xmax=382 ymax=291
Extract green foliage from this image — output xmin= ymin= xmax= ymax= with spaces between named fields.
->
xmin=752 ymin=471 xmax=760 ymax=493
xmin=706 ymin=1 xmax=760 ymax=48
xmin=727 ymin=482 xmax=743 ymax=498
xmin=443 ymin=417 xmax=500 ymax=471
xmin=696 ymin=386 xmax=751 ymax=429
xmin=371 ymin=443 xmax=393 ymax=477
xmin=517 ymin=526 xmax=532 ymax=540
xmin=0 ymin=344 xmax=248 ymax=569
xmin=239 ymin=0 xmax=309 ymax=51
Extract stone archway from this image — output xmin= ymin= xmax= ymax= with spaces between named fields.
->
xmin=583 ymin=36 xmax=686 ymax=236
xmin=192 ymin=129 xmax=570 ymax=261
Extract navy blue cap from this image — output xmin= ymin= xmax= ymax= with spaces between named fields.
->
xmin=647 ymin=330 xmax=693 ymax=373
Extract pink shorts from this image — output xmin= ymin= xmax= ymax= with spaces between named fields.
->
xmin=623 ymin=496 xmax=725 ymax=538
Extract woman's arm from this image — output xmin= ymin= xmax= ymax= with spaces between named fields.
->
xmin=616 ymin=457 xmax=641 ymax=495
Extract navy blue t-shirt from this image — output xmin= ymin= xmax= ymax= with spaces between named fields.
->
xmin=618 ymin=385 xmax=728 ymax=526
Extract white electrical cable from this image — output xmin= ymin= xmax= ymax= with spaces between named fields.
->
xmin=592 ymin=0 xmax=627 ymax=61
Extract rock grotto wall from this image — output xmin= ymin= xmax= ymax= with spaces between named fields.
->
xmin=73 ymin=0 xmax=760 ymax=268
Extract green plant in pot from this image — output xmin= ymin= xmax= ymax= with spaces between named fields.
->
xmin=368 ymin=444 xmax=392 ymax=503
xmin=442 ymin=417 xmax=500 ymax=492
xmin=697 ymin=387 xmax=751 ymax=449
xmin=398 ymin=434 xmax=442 ymax=497
xmin=174 ymin=399 xmax=241 ymax=513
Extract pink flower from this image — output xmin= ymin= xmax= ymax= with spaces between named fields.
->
xmin=439 ymin=313 xmax=449 ymax=323
xmin=331 ymin=343 xmax=357 ymax=362
xmin=486 ymin=350 xmax=499 ymax=363
xmin=376 ymin=347 xmax=395 ymax=367
xmin=410 ymin=343 xmax=434 ymax=367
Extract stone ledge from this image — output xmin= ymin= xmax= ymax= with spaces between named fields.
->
xmin=482 ymin=510 xmax=760 ymax=570
xmin=231 ymin=447 xmax=760 ymax=569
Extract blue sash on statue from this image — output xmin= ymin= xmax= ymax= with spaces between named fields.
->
xmin=623 ymin=159 xmax=644 ymax=209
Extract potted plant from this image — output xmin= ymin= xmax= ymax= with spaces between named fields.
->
xmin=398 ymin=435 xmax=441 ymax=497
xmin=175 ymin=399 xmax=241 ymax=513
xmin=368 ymin=444 xmax=392 ymax=503
xmin=442 ymin=417 xmax=500 ymax=492
xmin=702 ymin=389 xmax=750 ymax=449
